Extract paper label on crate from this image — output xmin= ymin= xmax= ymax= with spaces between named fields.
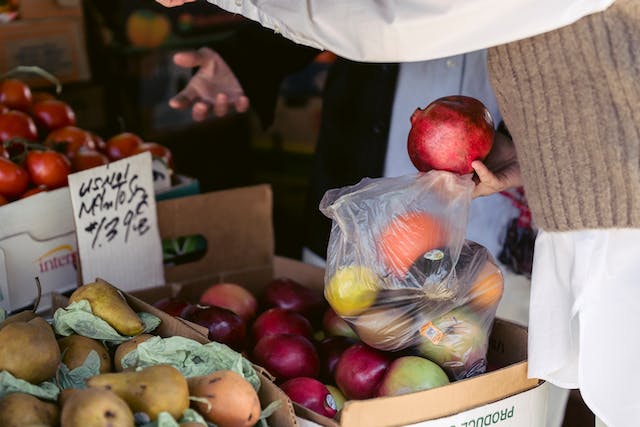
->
xmin=67 ymin=152 xmax=165 ymax=291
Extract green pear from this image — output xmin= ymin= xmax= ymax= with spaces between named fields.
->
xmin=0 ymin=392 xmax=60 ymax=427
xmin=0 ymin=316 xmax=61 ymax=384
xmin=69 ymin=279 xmax=144 ymax=336
xmin=87 ymin=364 xmax=189 ymax=420
xmin=60 ymin=388 xmax=134 ymax=427
xmin=58 ymin=335 xmax=112 ymax=373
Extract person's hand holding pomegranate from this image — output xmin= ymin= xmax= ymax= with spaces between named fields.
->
xmin=154 ymin=0 xmax=195 ymax=7
xmin=471 ymin=130 xmax=522 ymax=198
xmin=169 ymin=47 xmax=250 ymax=121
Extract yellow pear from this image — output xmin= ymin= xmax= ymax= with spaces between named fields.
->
xmin=58 ymin=335 xmax=112 ymax=373
xmin=113 ymin=333 xmax=154 ymax=372
xmin=0 ymin=392 xmax=60 ymax=427
xmin=69 ymin=279 xmax=144 ymax=336
xmin=60 ymin=388 xmax=134 ymax=427
xmin=87 ymin=364 xmax=189 ymax=420
xmin=0 ymin=316 xmax=61 ymax=384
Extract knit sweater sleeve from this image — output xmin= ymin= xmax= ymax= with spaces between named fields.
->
xmin=487 ymin=0 xmax=640 ymax=231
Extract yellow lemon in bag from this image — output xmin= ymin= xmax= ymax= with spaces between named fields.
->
xmin=325 ymin=265 xmax=379 ymax=316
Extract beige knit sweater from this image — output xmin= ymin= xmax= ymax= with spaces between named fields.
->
xmin=487 ymin=0 xmax=640 ymax=231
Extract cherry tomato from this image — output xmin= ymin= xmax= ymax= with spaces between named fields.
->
xmin=44 ymin=125 xmax=95 ymax=158
xmin=0 ymin=110 xmax=38 ymax=143
xmin=0 ymin=157 xmax=29 ymax=198
xmin=71 ymin=147 xmax=109 ymax=172
xmin=24 ymin=150 xmax=71 ymax=189
xmin=105 ymin=132 xmax=143 ymax=161
xmin=0 ymin=79 xmax=32 ymax=112
xmin=20 ymin=186 xmax=47 ymax=199
xmin=133 ymin=142 xmax=174 ymax=168
xmin=31 ymin=99 xmax=76 ymax=132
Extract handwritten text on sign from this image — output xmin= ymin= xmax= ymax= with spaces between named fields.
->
xmin=68 ymin=152 xmax=165 ymax=291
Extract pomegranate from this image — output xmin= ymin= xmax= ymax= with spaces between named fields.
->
xmin=407 ymin=95 xmax=494 ymax=174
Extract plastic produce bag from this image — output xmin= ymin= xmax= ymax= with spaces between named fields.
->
xmin=320 ymin=171 xmax=504 ymax=380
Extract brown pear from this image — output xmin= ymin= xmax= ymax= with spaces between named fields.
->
xmin=69 ymin=279 xmax=144 ymax=336
xmin=87 ymin=364 xmax=189 ymax=420
xmin=58 ymin=335 xmax=112 ymax=373
xmin=0 ymin=316 xmax=61 ymax=384
xmin=60 ymin=388 xmax=134 ymax=427
xmin=0 ymin=392 xmax=60 ymax=427
xmin=0 ymin=310 xmax=37 ymax=331
xmin=113 ymin=334 xmax=154 ymax=372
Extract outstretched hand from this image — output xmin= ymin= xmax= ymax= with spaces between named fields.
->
xmin=471 ymin=131 xmax=522 ymax=198
xmin=170 ymin=47 xmax=250 ymax=121
xmin=155 ymin=0 xmax=196 ymax=7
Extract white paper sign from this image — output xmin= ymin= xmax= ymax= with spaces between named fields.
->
xmin=67 ymin=152 xmax=165 ymax=291
xmin=152 ymin=158 xmax=172 ymax=192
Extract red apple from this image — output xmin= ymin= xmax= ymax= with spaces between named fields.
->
xmin=184 ymin=305 xmax=247 ymax=352
xmin=153 ymin=297 xmax=192 ymax=318
xmin=252 ymin=333 xmax=320 ymax=381
xmin=262 ymin=277 xmax=326 ymax=322
xmin=407 ymin=95 xmax=494 ymax=174
xmin=334 ymin=343 xmax=391 ymax=400
xmin=280 ymin=377 xmax=338 ymax=418
xmin=322 ymin=307 xmax=358 ymax=339
xmin=251 ymin=307 xmax=313 ymax=343
xmin=199 ymin=282 xmax=258 ymax=322
xmin=377 ymin=355 xmax=449 ymax=397
xmin=317 ymin=335 xmax=357 ymax=382
xmin=415 ymin=307 xmax=489 ymax=380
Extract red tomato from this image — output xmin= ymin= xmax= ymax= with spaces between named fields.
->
xmin=0 ymin=157 xmax=29 ymax=198
xmin=44 ymin=126 xmax=95 ymax=158
xmin=105 ymin=132 xmax=143 ymax=161
xmin=0 ymin=79 xmax=33 ymax=112
xmin=71 ymin=147 xmax=109 ymax=172
xmin=0 ymin=194 xmax=7 ymax=206
xmin=133 ymin=142 xmax=174 ymax=168
xmin=0 ymin=104 xmax=8 ymax=114
xmin=20 ymin=186 xmax=47 ymax=199
xmin=0 ymin=145 xmax=8 ymax=159
xmin=31 ymin=99 xmax=76 ymax=132
xmin=25 ymin=150 xmax=71 ymax=189
xmin=0 ymin=110 xmax=38 ymax=143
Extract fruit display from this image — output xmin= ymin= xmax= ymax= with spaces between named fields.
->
xmin=0 ymin=74 xmax=174 ymax=205
xmin=0 ymin=278 xmax=274 ymax=427
xmin=151 ymin=274 xmax=503 ymax=421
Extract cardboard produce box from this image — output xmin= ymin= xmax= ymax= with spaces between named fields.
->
xmin=0 ymin=174 xmax=199 ymax=313
xmin=125 ymin=185 xmax=546 ymax=427
xmin=0 ymin=15 xmax=90 ymax=86
xmin=18 ymin=0 xmax=82 ymax=20
xmin=50 ymin=287 xmax=298 ymax=427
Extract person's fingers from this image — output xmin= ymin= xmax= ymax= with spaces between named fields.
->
xmin=234 ymin=95 xmax=250 ymax=113
xmin=156 ymin=0 xmax=195 ymax=7
xmin=169 ymin=93 xmax=195 ymax=110
xmin=191 ymin=101 xmax=212 ymax=122
xmin=173 ymin=51 xmax=204 ymax=68
xmin=213 ymin=93 xmax=230 ymax=117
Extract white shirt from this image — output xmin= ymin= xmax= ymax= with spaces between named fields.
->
xmin=207 ymin=0 xmax=614 ymax=62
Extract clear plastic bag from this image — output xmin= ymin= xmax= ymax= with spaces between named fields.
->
xmin=320 ymin=171 xmax=504 ymax=380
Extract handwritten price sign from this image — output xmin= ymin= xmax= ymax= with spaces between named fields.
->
xmin=68 ymin=152 xmax=165 ymax=291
